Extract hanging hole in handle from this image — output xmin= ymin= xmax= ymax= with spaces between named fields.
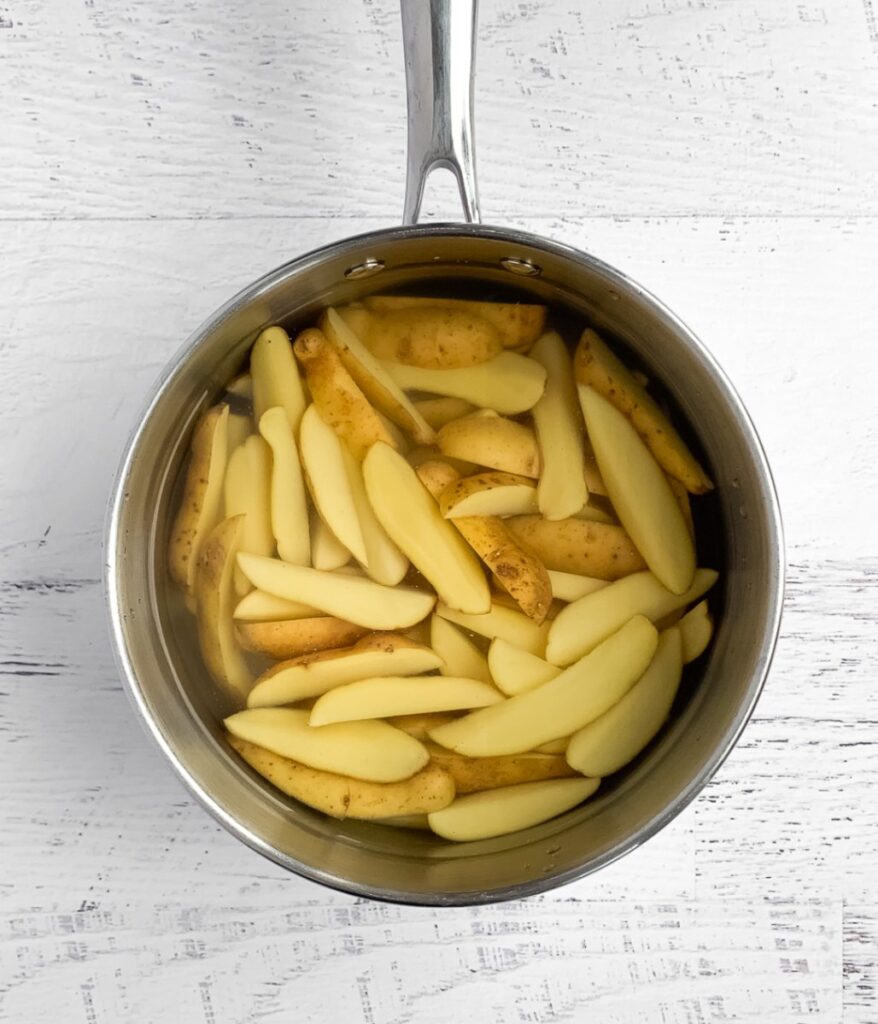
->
xmin=411 ymin=163 xmax=476 ymax=223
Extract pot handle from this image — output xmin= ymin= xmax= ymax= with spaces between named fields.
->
xmin=401 ymin=0 xmax=481 ymax=224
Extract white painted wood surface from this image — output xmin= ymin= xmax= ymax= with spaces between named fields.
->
xmin=1 ymin=1 xmax=876 ymax=1020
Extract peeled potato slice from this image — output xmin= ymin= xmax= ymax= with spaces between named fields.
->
xmin=250 ymin=326 xmax=307 ymax=434
xmin=234 ymin=590 xmax=320 ymax=622
xmin=436 ymin=602 xmax=550 ymax=658
xmin=413 ymin=397 xmax=477 ymax=430
xmin=430 ymin=615 xmax=492 ymax=685
xmin=487 ymin=638 xmax=560 ymax=696
xmin=310 ymin=515 xmax=352 ymax=571
xmin=566 ymin=628 xmax=683 ymax=777
xmin=534 ymin=737 xmax=570 ymax=755
xmin=236 ymin=617 xmax=368 ymax=660
xmin=505 ymin=515 xmax=646 ymax=580
xmin=438 ymin=413 xmax=540 ymax=478
xmin=225 ymin=707 xmax=428 ymax=783
xmin=678 ymin=600 xmax=714 ymax=663
xmin=547 ymin=570 xmax=609 ymax=603
xmin=428 ymin=616 xmax=657 ymax=757
xmin=427 ymin=776 xmax=599 ymax=841
xmin=259 ymin=407 xmax=310 ymax=566
xmin=390 ymin=712 xmax=459 ymax=740
xmin=224 ymin=434 xmax=274 ymax=596
xmin=426 ymin=745 xmax=577 ymax=793
xmin=440 ymin=471 xmax=538 ymax=518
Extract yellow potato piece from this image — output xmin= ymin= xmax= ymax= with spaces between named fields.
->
xmin=228 ymin=735 xmax=454 ymax=819
xmin=438 ymin=412 xmax=540 ymax=478
xmin=505 ymin=515 xmax=647 ymax=580
xmin=382 ymin=352 xmax=547 ymax=415
xmin=390 ymin=712 xmax=460 ymax=740
xmin=250 ymin=326 xmax=307 ymax=434
xmin=440 ymin=471 xmax=538 ymax=518
xmin=426 ymin=745 xmax=576 ymax=793
xmin=194 ymin=515 xmax=251 ymax=701
xmin=258 ymin=407 xmax=310 ymax=566
xmin=427 ymin=776 xmax=599 ymax=841
xmin=430 ymin=615 xmax=493 ymax=685
xmin=237 ymin=552 xmax=435 ymax=630
xmin=310 ymin=514 xmax=352 ymax=571
xmin=487 ymin=638 xmax=560 ymax=696
xmin=415 ymin=459 xmax=461 ymax=500
xmin=234 ymin=589 xmax=320 ymax=622
xmin=309 ymin=675 xmax=502 ymax=727
xmin=225 ymin=707 xmax=428 ymax=783
xmin=428 ymin=616 xmax=658 ymax=757
xmin=357 ymin=306 xmax=503 ymax=367
xmin=413 ymin=397 xmax=477 ymax=430
xmin=678 ymin=600 xmax=714 ymax=663
xmin=436 ymin=601 xmax=550 ymax=657
xmin=224 ymin=434 xmax=274 ymax=595
xmin=362 ymin=442 xmax=491 ymax=614
xmin=534 ymin=737 xmax=570 ymax=755
xmin=406 ymin=444 xmax=479 ymax=477
xmin=547 ymin=569 xmax=609 ymax=602
xmin=546 ymin=568 xmax=718 ymax=667
xmin=566 ymin=628 xmax=683 ymax=777
xmin=236 ymin=617 xmax=369 ymax=660
xmin=247 ymin=634 xmax=444 ymax=708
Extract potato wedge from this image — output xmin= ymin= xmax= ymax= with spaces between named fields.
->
xmin=430 ymin=615 xmax=492 ymax=685
xmin=505 ymin=515 xmax=646 ymax=579
xmin=426 ymin=745 xmax=576 ymax=794
xmin=234 ymin=589 xmax=320 ymax=622
xmin=362 ymin=443 xmax=490 ymax=614
xmin=319 ymin=308 xmax=436 ymax=444
xmin=355 ymin=306 xmax=503 ymax=367
xmin=299 ymin=404 xmax=367 ymax=564
xmin=582 ymin=435 xmax=608 ymax=496
xmin=427 ymin=776 xmax=599 ymax=841
xmin=225 ymin=707 xmax=428 ymax=782
xmin=389 ymin=712 xmax=460 ymax=740
xmin=534 ymin=737 xmax=570 ymax=755
xmin=415 ymin=460 xmax=461 ymax=499
xmin=250 ymin=326 xmax=307 ymax=434
xmin=571 ymin=500 xmax=616 ymax=526
xmin=487 ymin=638 xmax=560 ymax=696
xmin=546 ymin=568 xmax=718 ymax=666
xmin=439 ymin=471 xmax=538 ymax=519
xmin=309 ymin=675 xmax=502 ymax=726
xmin=228 ymin=735 xmax=454 ymax=819
xmin=574 ymin=329 xmax=712 ymax=493
xmin=310 ymin=515 xmax=352 ymax=571
xmin=667 ymin=474 xmax=695 ymax=539
xmin=224 ymin=434 xmax=274 ymax=595
xmin=406 ymin=445 xmax=478 ymax=477
xmin=364 ymin=295 xmax=547 ymax=349
xmin=438 ymin=412 xmax=540 ymax=478
xmin=547 ymin=569 xmax=609 ymax=603
xmin=237 ymin=552 xmax=435 ymax=630
xmin=194 ymin=515 xmax=251 ymax=700
xmin=530 ymin=331 xmax=589 ymax=520
xmin=382 ymin=352 xmax=547 ymax=415
xmin=566 ymin=628 xmax=683 ymax=776
xmin=247 ymin=633 xmax=443 ymax=707
xmin=413 ymin=397 xmax=477 ymax=430
xmin=580 ymin=386 xmax=696 ymax=594
xmin=678 ymin=600 xmax=713 ymax=662
xmin=168 ymin=404 xmax=229 ymax=597
xmin=236 ymin=617 xmax=369 ymax=659
xmin=293 ymin=327 xmax=398 ymax=458
xmin=436 ymin=602 xmax=550 ymax=657
xmin=429 ymin=616 xmax=657 ymax=756
xmin=258 ymin=407 xmax=310 ymax=566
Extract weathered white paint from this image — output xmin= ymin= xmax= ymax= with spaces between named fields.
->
xmin=1 ymin=0 xmax=877 ymax=1021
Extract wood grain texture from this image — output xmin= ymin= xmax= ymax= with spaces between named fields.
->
xmin=2 ymin=0 xmax=877 ymax=1020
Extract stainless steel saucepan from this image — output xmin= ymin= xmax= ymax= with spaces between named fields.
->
xmin=106 ymin=0 xmax=783 ymax=905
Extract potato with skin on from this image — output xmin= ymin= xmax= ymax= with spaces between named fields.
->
xmin=427 ymin=776 xmax=599 ymax=842
xmin=440 ymin=471 xmax=538 ymax=519
xmin=293 ymin=327 xmax=398 ymax=459
xmin=362 ymin=443 xmax=491 ymax=615
xmin=258 ymin=407 xmax=310 ymax=566
xmin=390 ymin=712 xmax=459 ymax=740
xmin=426 ymin=745 xmax=577 ymax=793
xmin=566 ymin=628 xmax=683 ymax=777
xmin=194 ymin=515 xmax=251 ymax=701
xmin=487 ymin=638 xmax=560 ymax=696
xmin=224 ymin=434 xmax=274 ymax=596
xmin=430 ymin=615 xmax=492 ymax=686
xmin=168 ymin=404 xmax=229 ymax=598
xmin=505 ymin=515 xmax=647 ymax=580
xmin=234 ymin=590 xmax=320 ymax=622
xmin=236 ymin=617 xmax=369 ymax=660
xmin=406 ymin=445 xmax=478 ymax=477
xmin=415 ymin=460 xmax=461 ymax=500
xmin=436 ymin=601 xmax=550 ymax=658
xmin=438 ymin=413 xmax=541 ymax=478
xmin=580 ymin=385 xmax=696 ymax=595
xmin=250 ymin=326 xmax=307 ymax=434
xmin=354 ymin=306 xmax=504 ymax=368
xmin=310 ymin=515 xmax=352 ymax=571
xmin=574 ymin=329 xmax=713 ymax=494
xmin=667 ymin=474 xmax=695 ymax=539
xmin=247 ymin=633 xmax=444 ymax=707
xmin=225 ymin=707 xmax=428 ymax=783
xmin=382 ymin=352 xmax=547 ymax=415
xmin=227 ymin=735 xmax=455 ymax=818
xmin=547 ymin=569 xmax=609 ymax=603
xmin=678 ymin=600 xmax=714 ymax=663
xmin=413 ymin=397 xmax=477 ymax=430
xmin=319 ymin=308 xmax=436 ymax=444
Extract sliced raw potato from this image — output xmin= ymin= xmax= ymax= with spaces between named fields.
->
xmin=566 ymin=628 xmax=683 ymax=776
xmin=362 ymin=443 xmax=490 ymax=614
xmin=383 ymin=353 xmax=547 ymax=415
xmin=228 ymin=735 xmax=454 ymax=819
xmin=236 ymin=617 xmax=369 ymax=659
xmin=547 ymin=569 xmax=609 ymax=603
xmin=415 ymin=460 xmax=461 ymax=500
xmin=427 ymin=776 xmax=599 ymax=841
xmin=428 ymin=616 xmax=658 ymax=756
xmin=438 ymin=413 xmax=540 ymax=478
xmin=310 ymin=515 xmax=352 ymax=571
xmin=250 ymin=326 xmax=307 ymax=434
xmin=407 ymin=445 xmax=478 ymax=477
xmin=572 ymin=499 xmax=616 ymax=525
xmin=299 ymin=404 xmax=367 ymax=564
xmin=168 ymin=404 xmax=229 ymax=597
xmin=534 ymin=737 xmax=569 ymax=755
xmin=436 ymin=602 xmax=550 ymax=658
xmin=678 ymin=600 xmax=714 ymax=663
xmin=430 ymin=615 xmax=492 ymax=685
xmin=487 ymin=638 xmax=560 ymax=696
xmin=440 ymin=471 xmax=538 ymax=519
xmin=546 ymin=568 xmax=718 ymax=666
xmin=319 ymin=308 xmax=436 ymax=444
xmin=335 ymin=303 xmax=374 ymax=341
xmin=530 ymin=331 xmax=589 ymax=520
xmin=413 ymin=397 xmax=477 ymax=430
xmin=427 ymin=745 xmax=576 ymax=794
xmin=352 ymin=306 xmax=503 ymax=367
xmin=234 ymin=590 xmax=320 ymax=622
xmin=237 ymin=552 xmax=435 ymax=630
xmin=225 ymin=707 xmax=428 ymax=783
xmin=194 ymin=515 xmax=251 ymax=700
xmin=364 ymin=295 xmax=547 ymax=349
xmin=224 ymin=434 xmax=274 ymax=595
xmin=309 ymin=675 xmax=502 ymax=726
xmin=580 ymin=386 xmax=696 ymax=594
xmin=505 ymin=515 xmax=646 ymax=579
xmin=225 ymin=372 xmax=253 ymax=403
xmin=667 ymin=474 xmax=695 ymax=538
xmin=390 ymin=712 xmax=460 ymax=740
xmin=258 ymin=407 xmax=310 ymax=566
xmin=582 ymin=435 xmax=608 ymax=496
xmin=293 ymin=327 xmax=398 ymax=458
xmin=574 ymin=329 xmax=712 ymax=493
xmin=247 ymin=633 xmax=443 ymax=707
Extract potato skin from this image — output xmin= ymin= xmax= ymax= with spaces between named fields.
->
xmin=236 ymin=617 xmax=369 ymax=659
xmin=415 ymin=460 xmax=461 ymax=499
xmin=506 ymin=515 xmax=647 ymax=580
xmin=438 ymin=413 xmax=540 ymax=478
xmin=427 ymin=746 xmax=577 ymax=793
xmin=361 ymin=307 xmax=503 ymax=368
